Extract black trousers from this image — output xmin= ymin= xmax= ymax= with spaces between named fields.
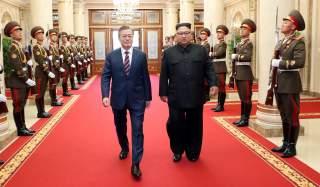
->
xmin=275 ymin=91 xmax=300 ymax=144
xmin=236 ymin=80 xmax=253 ymax=120
xmin=167 ymin=105 xmax=203 ymax=159
xmin=112 ymin=106 xmax=145 ymax=164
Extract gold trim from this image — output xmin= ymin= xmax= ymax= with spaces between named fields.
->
xmin=213 ymin=116 xmax=318 ymax=187
xmin=0 ymin=95 xmax=79 ymax=185
xmin=80 ymin=75 xmax=97 ymax=90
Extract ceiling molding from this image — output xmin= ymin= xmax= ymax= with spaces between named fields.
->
xmin=1 ymin=0 xmax=28 ymax=8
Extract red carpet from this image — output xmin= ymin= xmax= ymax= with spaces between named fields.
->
xmin=0 ymin=75 xmax=319 ymax=186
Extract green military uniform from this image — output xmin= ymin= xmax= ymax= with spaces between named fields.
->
xmin=212 ymin=25 xmax=229 ymax=112
xmin=31 ymin=26 xmax=52 ymax=118
xmin=75 ymin=36 xmax=84 ymax=85
xmin=4 ymin=21 xmax=35 ymax=136
xmin=46 ymin=29 xmax=63 ymax=106
xmin=59 ymin=32 xmax=72 ymax=96
xmin=271 ymin=10 xmax=306 ymax=158
xmin=232 ymin=19 xmax=256 ymax=127
xmin=67 ymin=34 xmax=79 ymax=90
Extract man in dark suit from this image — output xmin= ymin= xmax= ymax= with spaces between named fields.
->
xmin=101 ymin=25 xmax=152 ymax=179
xmin=159 ymin=23 xmax=218 ymax=163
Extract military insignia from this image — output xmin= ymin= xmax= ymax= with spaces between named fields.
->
xmin=36 ymin=51 xmax=40 ymax=55
xmin=11 ymin=53 xmax=17 ymax=59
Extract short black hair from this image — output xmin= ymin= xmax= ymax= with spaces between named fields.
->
xmin=118 ymin=25 xmax=133 ymax=37
xmin=176 ymin=22 xmax=191 ymax=30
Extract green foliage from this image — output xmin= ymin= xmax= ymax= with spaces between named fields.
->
xmin=227 ymin=35 xmax=241 ymax=55
xmin=2 ymin=37 xmax=12 ymax=77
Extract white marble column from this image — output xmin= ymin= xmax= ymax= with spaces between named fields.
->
xmin=58 ymin=0 xmax=74 ymax=33
xmin=204 ymin=0 xmax=224 ymax=45
xmin=74 ymin=0 xmax=85 ymax=36
xmin=163 ymin=2 xmax=178 ymax=39
xmin=253 ymin=0 xmax=294 ymax=137
xmin=179 ymin=0 xmax=194 ymax=30
xmin=310 ymin=0 xmax=320 ymax=94
xmin=30 ymin=0 xmax=53 ymax=31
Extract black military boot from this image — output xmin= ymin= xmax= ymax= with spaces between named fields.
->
xmin=236 ymin=118 xmax=249 ymax=127
xmin=13 ymin=112 xmax=33 ymax=136
xmin=0 ymin=160 xmax=4 ymax=165
xmin=37 ymin=98 xmax=51 ymax=118
xmin=21 ymin=109 xmax=36 ymax=133
xmin=233 ymin=102 xmax=245 ymax=125
xmin=281 ymin=143 xmax=296 ymax=158
xmin=50 ymin=89 xmax=63 ymax=106
xmin=70 ymin=78 xmax=79 ymax=90
xmin=272 ymin=123 xmax=289 ymax=152
xmin=215 ymin=92 xmax=225 ymax=112
xmin=82 ymin=71 xmax=88 ymax=81
xmin=77 ymin=74 xmax=84 ymax=85
xmin=62 ymin=83 xmax=72 ymax=96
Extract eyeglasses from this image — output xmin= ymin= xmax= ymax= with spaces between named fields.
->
xmin=176 ymin=31 xmax=191 ymax=36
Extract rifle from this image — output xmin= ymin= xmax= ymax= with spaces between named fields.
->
xmin=228 ymin=31 xmax=237 ymax=89
xmin=265 ymin=7 xmax=280 ymax=106
xmin=45 ymin=48 xmax=55 ymax=86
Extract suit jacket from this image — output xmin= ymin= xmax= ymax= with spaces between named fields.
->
xmin=5 ymin=40 xmax=29 ymax=89
xmin=101 ymin=48 xmax=152 ymax=110
xmin=234 ymin=38 xmax=254 ymax=80
xmin=159 ymin=43 xmax=218 ymax=109
xmin=276 ymin=35 xmax=305 ymax=94
xmin=213 ymin=41 xmax=227 ymax=73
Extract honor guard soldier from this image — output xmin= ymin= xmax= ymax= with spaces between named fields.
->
xmin=46 ymin=29 xmax=64 ymax=106
xmin=199 ymin=28 xmax=211 ymax=53
xmin=75 ymin=36 xmax=84 ymax=85
xmin=211 ymin=25 xmax=229 ymax=112
xmin=67 ymin=34 xmax=79 ymax=90
xmin=31 ymin=26 xmax=54 ymax=118
xmin=231 ymin=19 xmax=256 ymax=127
xmin=83 ymin=36 xmax=92 ymax=79
xmin=4 ymin=21 xmax=36 ymax=136
xmin=80 ymin=36 xmax=88 ymax=81
xmin=271 ymin=10 xmax=306 ymax=158
xmin=59 ymin=32 xmax=72 ymax=96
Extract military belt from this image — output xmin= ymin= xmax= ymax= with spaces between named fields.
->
xmin=235 ymin=62 xmax=251 ymax=66
xmin=279 ymin=69 xmax=299 ymax=72
xmin=213 ymin=58 xmax=226 ymax=62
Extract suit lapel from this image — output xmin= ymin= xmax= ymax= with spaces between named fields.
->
xmin=129 ymin=48 xmax=138 ymax=76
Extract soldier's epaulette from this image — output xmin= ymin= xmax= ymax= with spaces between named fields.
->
xmin=9 ymin=43 xmax=19 ymax=51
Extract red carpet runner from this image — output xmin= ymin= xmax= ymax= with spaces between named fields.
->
xmin=0 ymin=75 xmax=319 ymax=187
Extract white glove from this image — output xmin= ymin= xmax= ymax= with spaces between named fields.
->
xmin=87 ymin=58 xmax=91 ymax=62
xmin=60 ymin=54 xmax=64 ymax=59
xmin=71 ymin=53 xmax=74 ymax=56
xmin=25 ymin=79 xmax=36 ymax=86
xmin=27 ymin=60 xmax=33 ymax=66
xmin=84 ymin=59 xmax=87 ymax=63
xmin=59 ymin=67 xmax=65 ymax=73
xmin=48 ymin=72 xmax=56 ymax=78
xmin=231 ymin=54 xmax=237 ymax=60
xmin=90 ymin=57 xmax=93 ymax=61
xmin=77 ymin=52 xmax=80 ymax=55
xmin=0 ymin=94 xmax=7 ymax=102
xmin=68 ymin=57 xmax=71 ymax=60
xmin=272 ymin=59 xmax=280 ymax=67
xmin=71 ymin=64 xmax=76 ymax=68
xmin=0 ymin=65 xmax=3 ymax=72
xmin=78 ymin=61 xmax=82 ymax=65
xmin=48 ymin=55 xmax=53 ymax=61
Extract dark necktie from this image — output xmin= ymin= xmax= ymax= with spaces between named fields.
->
xmin=123 ymin=50 xmax=130 ymax=75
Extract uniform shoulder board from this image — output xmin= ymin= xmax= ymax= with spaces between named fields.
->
xmin=9 ymin=43 xmax=19 ymax=50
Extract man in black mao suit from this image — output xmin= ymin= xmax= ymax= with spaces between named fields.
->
xmin=159 ymin=23 xmax=218 ymax=162
xmin=101 ymin=26 xmax=152 ymax=179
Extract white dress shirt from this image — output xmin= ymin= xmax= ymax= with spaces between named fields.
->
xmin=121 ymin=47 xmax=133 ymax=65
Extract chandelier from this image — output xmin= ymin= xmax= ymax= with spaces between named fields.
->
xmin=112 ymin=0 xmax=140 ymax=21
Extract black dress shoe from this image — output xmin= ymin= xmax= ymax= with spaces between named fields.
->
xmin=281 ymin=143 xmax=296 ymax=158
xmin=0 ymin=160 xmax=4 ymax=165
xmin=71 ymin=87 xmax=79 ymax=90
xmin=37 ymin=112 xmax=52 ymax=118
xmin=236 ymin=119 xmax=249 ymax=127
xmin=214 ymin=105 xmax=224 ymax=112
xmin=26 ymin=128 xmax=36 ymax=133
xmin=51 ymin=101 xmax=63 ymax=106
xmin=131 ymin=164 xmax=141 ymax=178
xmin=232 ymin=119 xmax=241 ymax=125
xmin=119 ymin=150 xmax=128 ymax=160
xmin=271 ymin=141 xmax=288 ymax=153
xmin=63 ymin=92 xmax=72 ymax=97
xmin=173 ymin=154 xmax=182 ymax=162
xmin=17 ymin=129 xmax=34 ymax=136
xmin=187 ymin=157 xmax=198 ymax=162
